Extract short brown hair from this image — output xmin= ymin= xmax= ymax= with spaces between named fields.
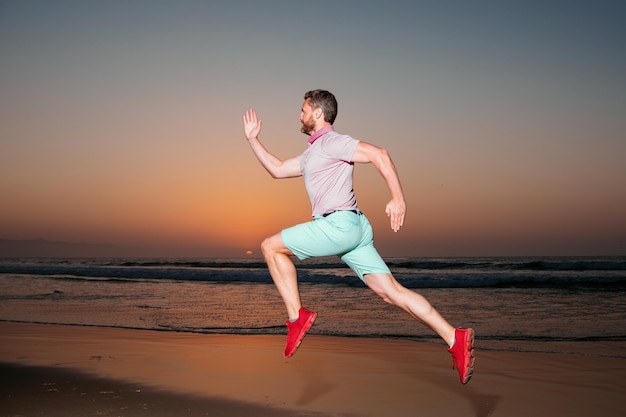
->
xmin=304 ymin=90 xmax=338 ymax=125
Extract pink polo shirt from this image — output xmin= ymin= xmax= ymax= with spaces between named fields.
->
xmin=298 ymin=127 xmax=360 ymax=217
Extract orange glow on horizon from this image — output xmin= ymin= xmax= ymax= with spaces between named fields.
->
xmin=1 ymin=2 xmax=624 ymax=257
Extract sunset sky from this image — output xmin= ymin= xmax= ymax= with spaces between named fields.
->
xmin=1 ymin=1 xmax=625 ymax=257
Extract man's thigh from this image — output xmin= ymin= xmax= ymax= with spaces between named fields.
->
xmin=281 ymin=215 xmax=360 ymax=260
xmin=341 ymin=243 xmax=391 ymax=282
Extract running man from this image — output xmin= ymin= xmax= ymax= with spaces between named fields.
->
xmin=242 ymin=89 xmax=474 ymax=384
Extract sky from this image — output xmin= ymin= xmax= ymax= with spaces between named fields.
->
xmin=1 ymin=1 xmax=625 ymax=257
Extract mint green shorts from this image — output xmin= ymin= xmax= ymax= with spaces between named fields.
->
xmin=281 ymin=210 xmax=391 ymax=281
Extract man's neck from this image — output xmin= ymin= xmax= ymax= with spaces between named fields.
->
xmin=308 ymin=124 xmax=334 ymax=145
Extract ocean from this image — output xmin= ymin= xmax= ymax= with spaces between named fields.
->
xmin=1 ymin=256 xmax=625 ymax=358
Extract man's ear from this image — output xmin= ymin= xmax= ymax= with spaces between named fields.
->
xmin=314 ymin=108 xmax=324 ymax=120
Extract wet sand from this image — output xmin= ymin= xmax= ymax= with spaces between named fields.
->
xmin=1 ymin=322 xmax=625 ymax=417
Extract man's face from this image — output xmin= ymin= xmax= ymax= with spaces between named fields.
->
xmin=299 ymin=99 xmax=316 ymax=135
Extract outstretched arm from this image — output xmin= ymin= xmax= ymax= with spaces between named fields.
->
xmin=242 ymin=108 xmax=301 ymax=179
xmin=352 ymin=142 xmax=406 ymax=232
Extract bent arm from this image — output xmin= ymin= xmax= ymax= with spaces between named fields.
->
xmin=352 ymin=141 xmax=406 ymax=232
xmin=247 ymin=138 xmax=302 ymax=179
xmin=243 ymin=108 xmax=302 ymax=179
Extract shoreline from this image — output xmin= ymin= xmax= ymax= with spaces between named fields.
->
xmin=2 ymin=322 xmax=625 ymax=417
xmin=1 ymin=318 xmax=624 ymax=358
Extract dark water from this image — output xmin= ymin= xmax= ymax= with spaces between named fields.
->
xmin=1 ymin=256 xmax=625 ymax=357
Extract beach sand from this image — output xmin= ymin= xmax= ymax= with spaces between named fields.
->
xmin=1 ymin=322 xmax=625 ymax=417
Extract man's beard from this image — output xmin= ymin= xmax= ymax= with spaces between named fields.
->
xmin=300 ymin=116 xmax=316 ymax=135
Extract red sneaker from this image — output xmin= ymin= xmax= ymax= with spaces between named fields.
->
xmin=284 ymin=307 xmax=317 ymax=358
xmin=448 ymin=327 xmax=475 ymax=384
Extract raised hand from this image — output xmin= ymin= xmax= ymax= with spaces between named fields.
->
xmin=243 ymin=108 xmax=262 ymax=141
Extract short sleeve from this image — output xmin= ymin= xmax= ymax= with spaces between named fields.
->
xmin=320 ymin=134 xmax=359 ymax=162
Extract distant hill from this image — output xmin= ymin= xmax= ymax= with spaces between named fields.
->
xmin=0 ymin=239 xmax=155 ymax=258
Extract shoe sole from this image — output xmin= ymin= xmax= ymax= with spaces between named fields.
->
xmin=285 ymin=312 xmax=317 ymax=358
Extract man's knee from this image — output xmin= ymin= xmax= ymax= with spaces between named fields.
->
xmin=261 ymin=233 xmax=291 ymax=258
xmin=365 ymin=274 xmax=399 ymax=304
xmin=260 ymin=236 xmax=275 ymax=257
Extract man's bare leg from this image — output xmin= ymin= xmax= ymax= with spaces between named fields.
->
xmin=261 ymin=233 xmax=302 ymax=319
xmin=365 ymin=273 xmax=456 ymax=346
